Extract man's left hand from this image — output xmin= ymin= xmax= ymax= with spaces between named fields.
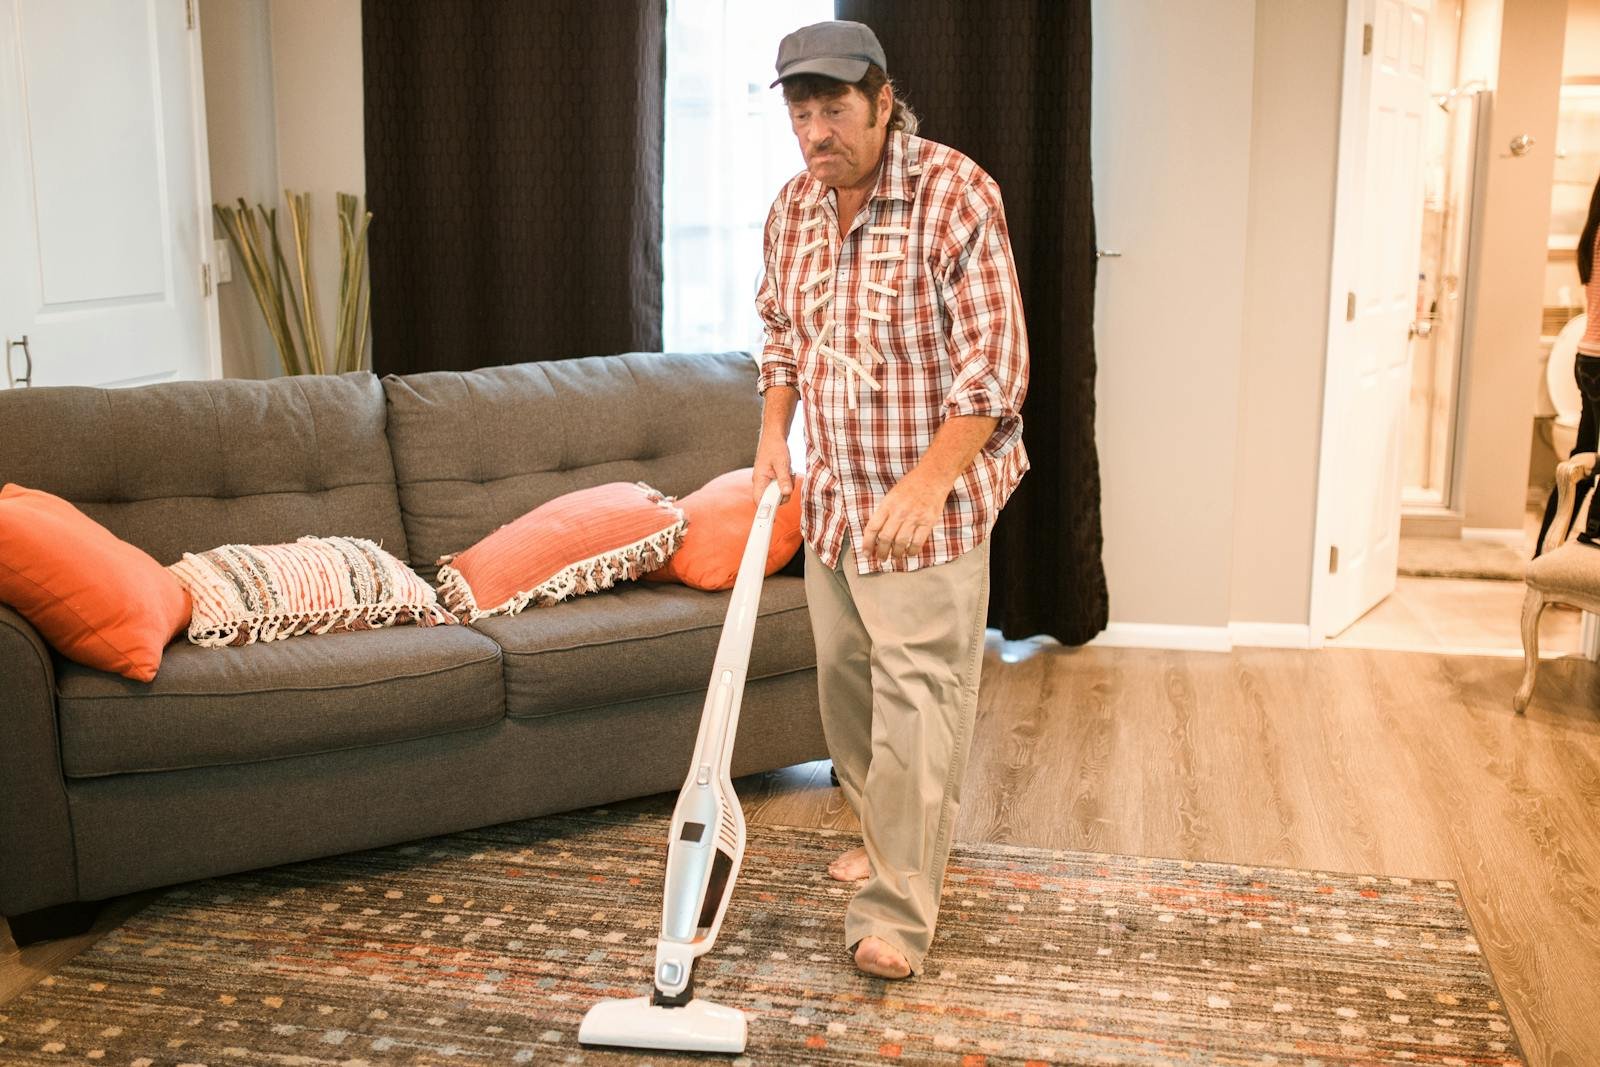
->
xmin=862 ymin=468 xmax=951 ymax=562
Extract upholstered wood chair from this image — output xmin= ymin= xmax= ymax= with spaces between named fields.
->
xmin=1518 ymin=450 xmax=1599 ymax=712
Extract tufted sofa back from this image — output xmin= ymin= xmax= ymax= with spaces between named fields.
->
xmin=380 ymin=351 xmax=761 ymax=576
xmin=0 ymin=373 xmax=406 ymax=565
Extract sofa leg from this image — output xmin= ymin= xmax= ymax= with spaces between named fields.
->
xmin=6 ymin=901 xmax=101 ymax=947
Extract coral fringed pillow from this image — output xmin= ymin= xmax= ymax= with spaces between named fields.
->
xmin=436 ymin=482 xmax=686 ymax=622
xmin=169 ymin=536 xmax=457 ymax=647
xmin=646 ymin=468 xmax=804 ymax=591
xmin=0 ymin=483 xmax=192 ymax=682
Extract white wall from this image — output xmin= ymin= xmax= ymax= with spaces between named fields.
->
xmin=1093 ymin=0 xmax=1347 ymax=634
xmin=1231 ymin=0 xmax=1345 ymax=627
xmin=1458 ymin=0 xmax=1567 ymax=530
xmin=1563 ymin=0 xmax=1600 ymax=72
xmin=1091 ymin=0 xmax=1258 ymax=630
xmin=208 ymin=0 xmax=1351 ymax=633
xmin=270 ymin=0 xmax=367 ymax=372
xmin=199 ymin=0 xmax=366 ymax=379
xmin=198 ymin=0 xmax=278 ymax=379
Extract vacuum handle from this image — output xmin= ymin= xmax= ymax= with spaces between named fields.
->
xmin=709 ymin=481 xmax=781 ymax=672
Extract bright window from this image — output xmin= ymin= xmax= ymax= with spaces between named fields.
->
xmin=662 ymin=0 xmax=832 ymax=354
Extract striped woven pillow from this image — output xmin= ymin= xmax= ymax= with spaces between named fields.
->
xmin=435 ymin=482 xmax=686 ymax=622
xmin=169 ymin=536 xmax=457 ymax=648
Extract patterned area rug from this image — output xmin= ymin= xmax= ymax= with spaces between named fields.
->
xmin=0 ymin=811 xmax=1524 ymax=1065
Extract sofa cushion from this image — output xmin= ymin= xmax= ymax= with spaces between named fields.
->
xmin=56 ymin=624 xmax=504 ymax=778
xmin=475 ymin=574 xmax=814 ymax=719
xmin=0 ymin=373 xmax=407 ymax=566
xmin=382 ymin=352 xmax=760 ymax=579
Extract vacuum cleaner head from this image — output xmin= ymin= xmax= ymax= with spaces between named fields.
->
xmin=576 ymin=483 xmax=779 ymax=1056
xmin=578 ymin=996 xmax=747 ymax=1053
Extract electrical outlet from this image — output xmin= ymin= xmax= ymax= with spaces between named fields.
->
xmin=213 ymin=239 xmax=232 ymax=284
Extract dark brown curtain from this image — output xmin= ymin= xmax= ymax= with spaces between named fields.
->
xmin=835 ymin=0 xmax=1107 ymax=644
xmin=361 ymin=1 xmax=665 ymax=374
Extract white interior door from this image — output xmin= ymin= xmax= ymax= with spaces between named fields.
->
xmin=1313 ymin=0 xmax=1432 ymax=639
xmin=0 ymin=0 xmax=218 ymax=389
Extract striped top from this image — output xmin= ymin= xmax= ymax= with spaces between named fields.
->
xmin=755 ymin=130 xmax=1030 ymax=574
xmin=1583 ymin=228 xmax=1600 ymax=356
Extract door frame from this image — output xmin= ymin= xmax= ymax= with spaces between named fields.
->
xmin=1308 ymin=0 xmax=1378 ymax=645
xmin=184 ymin=0 xmax=222 ymax=380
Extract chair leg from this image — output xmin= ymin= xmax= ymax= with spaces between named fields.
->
xmin=1514 ymin=586 xmax=1547 ymax=714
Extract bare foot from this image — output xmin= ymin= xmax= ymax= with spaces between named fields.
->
xmin=827 ymin=846 xmax=870 ymax=881
xmin=853 ymin=935 xmax=911 ymax=979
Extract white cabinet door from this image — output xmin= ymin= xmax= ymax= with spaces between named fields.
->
xmin=1314 ymin=0 xmax=1432 ymax=638
xmin=0 ymin=0 xmax=218 ymax=389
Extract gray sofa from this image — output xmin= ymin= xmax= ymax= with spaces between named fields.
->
xmin=0 ymin=351 xmax=825 ymax=942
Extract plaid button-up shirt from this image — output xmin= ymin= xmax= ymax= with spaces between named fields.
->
xmin=757 ymin=130 xmax=1030 ymax=574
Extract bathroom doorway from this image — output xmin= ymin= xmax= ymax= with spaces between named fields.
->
xmin=1319 ymin=0 xmax=1591 ymax=658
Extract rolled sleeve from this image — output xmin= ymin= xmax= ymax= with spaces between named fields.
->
xmin=755 ymin=200 xmax=799 ymax=395
xmin=936 ymin=180 xmax=1029 ymax=458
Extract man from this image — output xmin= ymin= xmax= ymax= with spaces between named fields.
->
xmin=751 ymin=20 xmax=1030 ymax=980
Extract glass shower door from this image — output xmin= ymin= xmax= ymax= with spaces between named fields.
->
xmin=1402 ymin=87 xmax=1489 ymax=511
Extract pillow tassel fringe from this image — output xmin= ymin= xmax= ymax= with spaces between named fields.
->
xmin=437 ymin=518 xmax=685 ymax=624
xmin=189 ymin=598 xmax=457 ymax=649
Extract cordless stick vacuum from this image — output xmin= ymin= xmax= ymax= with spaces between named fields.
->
xmin=578 ymin=480 xmax=785 ymax=1055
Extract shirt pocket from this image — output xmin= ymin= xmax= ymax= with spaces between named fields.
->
xmin=866 ymin=257 xmax=941 ymax=367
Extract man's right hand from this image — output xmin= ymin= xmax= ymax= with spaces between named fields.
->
xmin=752 ymin=433 xmax=795 ymax=505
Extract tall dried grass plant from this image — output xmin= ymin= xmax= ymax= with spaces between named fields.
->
xmin=213 ymin=190 xmax=372 ymax=376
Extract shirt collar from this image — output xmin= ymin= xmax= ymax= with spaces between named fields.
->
xmin=799 ymin=130 xmax=918 ymax=209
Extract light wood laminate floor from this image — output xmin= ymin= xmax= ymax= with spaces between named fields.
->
xmin=5 ymin=641 xmax=1599 ymax=1063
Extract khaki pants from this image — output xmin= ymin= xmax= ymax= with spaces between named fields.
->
xmin=803 ymin=533 xmax=990 ymax=975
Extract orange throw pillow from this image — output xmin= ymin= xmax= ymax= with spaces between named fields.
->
xmin=646 ymin=468 xmax=804 ymax=591
xmin=435 ymin=481 xmax=686 ymax=622
xmin=0 ymin=483 xmax=192 ymax=682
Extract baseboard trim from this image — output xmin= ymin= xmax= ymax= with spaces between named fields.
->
xmin=1461 ymin=526 xmax=1525 ymax=546
xmin=1228 ymin=622 xmax=1316 ymax=649
xmin=1091 ymin=623 xmax=1233 ymax=652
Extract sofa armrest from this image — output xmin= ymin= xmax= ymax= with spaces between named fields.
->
xmin=1546 ymin=452 xmax=1599 ymax=555
xmin=0 ymin=603 xmax=79 ymax=916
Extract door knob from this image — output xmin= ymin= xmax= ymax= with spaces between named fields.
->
xmin=1096 ymin=249 xmax=1123 ymax=260
xmin=6 ymin=335 xmax=31 ymax=388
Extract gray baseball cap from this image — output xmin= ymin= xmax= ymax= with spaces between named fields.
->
xmin=770 ymin=20 xmax=887 ymax=88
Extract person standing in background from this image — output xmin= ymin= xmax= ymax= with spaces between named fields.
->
xmin=1537 ymin=171 xmax=1600 ymax=554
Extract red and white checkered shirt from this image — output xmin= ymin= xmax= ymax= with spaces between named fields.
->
xmin=757 ymin=130 xmax=1030 ymax=574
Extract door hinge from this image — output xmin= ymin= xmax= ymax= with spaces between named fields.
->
xmin=1329 ymin=545 xmax=1340 ymax=574
xmin=1346 ymin=291 xmax=1356 ymax=321
xmin=201 ymin=262 xmax=212 ymax=297
xmin=1362 ymin=23 xmax=1373 ymax=55
xmin=186 ymin=0 xmax=196 ymax=31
